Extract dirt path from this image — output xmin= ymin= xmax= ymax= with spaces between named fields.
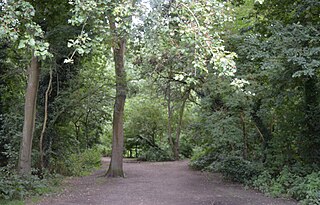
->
xmin=30 ymin=158 xmax=298 ymax=205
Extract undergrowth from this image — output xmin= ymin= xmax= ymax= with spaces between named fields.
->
xmin=138 ymin=147 xmax=173 ymax=162
xmin=190 ymin=150 xmax=320 ymax=204
xmin=51 ymin=147 xmax=101 ymax=176
xmin=0 ymin=168 xmax=62 ymax=201
xmin=0 ymin=147 xmax=102 ymax=203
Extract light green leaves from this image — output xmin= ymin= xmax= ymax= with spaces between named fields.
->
xmin=18 ymin=40 xmax=26 ymax=49
xmin=255 ymin=0 xmax=265 ymax=4
xmin=0 ymin=0 xmax=51 ymax=59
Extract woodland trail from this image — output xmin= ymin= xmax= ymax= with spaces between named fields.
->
xmin=30 ymin=158 xmax=298 ymax=205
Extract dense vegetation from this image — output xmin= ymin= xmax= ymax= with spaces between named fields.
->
xmin=0 ymin=0 xmax=319 ymax=204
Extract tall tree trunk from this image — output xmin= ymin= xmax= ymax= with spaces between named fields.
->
xmin=173 ymin=90 xmax=189 ymax=160
xmin=0 ymin=49 xmax=8 ymax=167
xmin=18 ymin=54 xmax=40 ymax=175
xmin=106 ymin=15 xmax=127 ymax=176
xmin=302 ymin=77 xmax=319 ymax=163
xmin=240 ymin=111 xmax=248 ymax=160
xmin=167 ymin=81 xmax=175 ymax=156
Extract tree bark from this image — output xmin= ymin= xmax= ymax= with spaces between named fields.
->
xmin=18 ymin=54 xmax=40 ymax=175
xmin=240 ymin=111 xmax=248 ymax=160
xmin=106 ymin=15 xmax=127 ymax=177
xmin=173 ymin=90 xmax=189 ymax=160
xmin=167 ymin=81 xmax=175 ymax=157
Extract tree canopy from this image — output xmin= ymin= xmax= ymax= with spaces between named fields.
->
xmin=0 ymin=0 xmax=319 ymax=204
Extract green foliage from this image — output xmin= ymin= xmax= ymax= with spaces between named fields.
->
xmin=0 ymin=0 xmax=52 ymax=59
xmin=138 ymin=147 xmax=173 ymax=162
xmin=190 ymin=148 xmax=220 ymax=170
xmin=0 ymin=199 xmax=24 ymax=205
xmin=251 ymin=169 xmax=320 ymax=204
xmin=0 ymin=0 xmax=319 ymax=203
xmin=218 ymin=156 xmax=262 ymax=183
xmin=99 ymin=146 xmax=112 ymax=157
xmin=0 ymin=113 xmax=23 ymax=168
xmin=124 ymin=95 xmax=169 ymax=158
xmin=291 ymin=172 xmax=320 ymax=205
xmin=51 ymin=148 xmax=101 ymax=176
xmin=0 ymin=169 xmax=61 ymax=200
xmin=179 ymin=137 xmax=193 ymax=158
xmin=190 ymin=149 xmax=262 ymax=183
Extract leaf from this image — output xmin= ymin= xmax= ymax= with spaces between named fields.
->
xmin=28 ymin=38 xmax=36 ymax=47
xmin=67 ymin=41 xmax=74 ymax=48
xmin=18 ymin=40 xmax=26 ymax=49
xmin=64 ymin=58 xmax=74 ymax=64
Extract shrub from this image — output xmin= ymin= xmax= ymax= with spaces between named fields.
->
xmin=52 ymin=148 xmax=101 ymax=176
xmin=218 ymin=156 xmax=263 ymax=183
xmin=189 ymin=149 xmax=220 ymax=170
xmin=251 ymin=169 xmax=320 ymax=204
xmin=0 ymin=168 xmax=61 ymax=200
xmin=289 ymin=171 xmax=320 ymax=205
xmin=138 ymin=147 xmax=173 ymax=162
xmin=179 ymin=138 xmax=193 ymax=158
xmin=251 ymin=171 xmax=274 ymax=193
xmin=96 ymin=145 xmax=111 ymax=157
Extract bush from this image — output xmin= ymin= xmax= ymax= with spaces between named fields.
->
xmin=0 ymin=168 xmax=61 ymax=200
xmin=52 ymin=148 xmax=101 ymax=176
xmin=218 ymin=156 xmax=263 ymax=183
xmin=289 ymin=171 xmax=320 ymax=205
xmin=179 ymin=138 xmax=193 ymax=158
xmin=96 ymin=145 xmax=111 ymax=157
xmin=189 ymin=149 xmax=220 ymax=170
xmin=251 ymin=169 xmax=320 ymax=204
xmin=138 ymin=147 xmax=173 ymax=162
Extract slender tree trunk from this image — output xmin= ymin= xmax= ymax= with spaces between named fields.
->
xmin=106 ymin=16 xmax=127 ymax=177
xmin=39 ymin=69 xmax=52 ymax=170
xmin=173 ymin=90 xmax=189 ymax=160
xmin=167 ymin=81 xmax=175 ymax=156
xmin=240 ymin=111 xmax=248 ymax=160
xmin=135 ymin=144 xmax=138 ymax=158
xmin=18 ymin=54 xmax=40 ymax=175
xmin=84 ymin=108 xmax=91 ymax=149
xmin=0 ymin=56 xmax=8 ymax=167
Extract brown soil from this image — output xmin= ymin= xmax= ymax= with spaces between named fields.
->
xmin=29 ymin=158 xmax=298 ymax=205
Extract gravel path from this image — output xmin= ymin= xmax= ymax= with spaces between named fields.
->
xmin=30 ymin=158 xmax=298 ymax=205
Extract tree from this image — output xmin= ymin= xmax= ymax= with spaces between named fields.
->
xmin=136 ymin=0 xmax=237 ymax=159
xmin=106 ymin=17 xmax=127 ymax=177
xmin=67 ymin=0 xmax=137 ymax=177
xmin=18 ymin=54 xmax=40 ymax=174
xmin=1 ymin=0 xmax=51 ymax=175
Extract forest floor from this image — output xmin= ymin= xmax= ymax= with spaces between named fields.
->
xmin=28 ymin=158 xmax=298 ymax=205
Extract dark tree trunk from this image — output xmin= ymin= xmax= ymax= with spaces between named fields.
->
xmin=18 ymin=54 xmax=40 ymax=175
xmin=0 ymin=48 xmax=8 ymax=167
xmin=173 ymin=90 xmax=189 ymax=160
xmin=167 ymin=81 xmax=175 ymax=157
xmin=301 ymin=77 xmax=319 ymax=163
xmin=251 ymin=99 xmax=272 ymax=163
xmin=240 ymin=111 xmax=248 ymax=160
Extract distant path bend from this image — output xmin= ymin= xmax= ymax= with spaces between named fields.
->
xmin=32 ymin=158 xmax=297 ymax=205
